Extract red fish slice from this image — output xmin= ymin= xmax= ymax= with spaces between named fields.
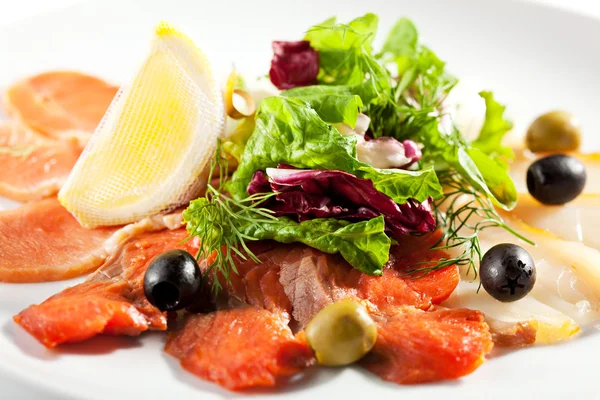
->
xmin=165 ymin=307 xmax=315 ymax=391
xmin=14 ymin=229 xmax=194 ymax=347
xmin=172 ymin=238 xmax=490 ymax=388
xmin=361 ymin=307 xmax=493 ymax=384
xmin=3 ymin=71 xmax=118 ymax=145
xmin=0 ymin=198 xmax=183 ymax=282
xmin=0 ymin=122 xmax=81 ymax=202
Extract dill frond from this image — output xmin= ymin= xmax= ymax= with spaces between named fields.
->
xmin=407 ymin=171 xmax=534 ymax=278
xmin=182 ymin=140 xmax=277 ymax=294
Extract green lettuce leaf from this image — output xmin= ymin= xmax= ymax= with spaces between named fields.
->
xmin=240 ymin=215 xmax=390 ymax=275
xmin=466 ymin=148 xmax=517 ymax=209
xmin=413 ymin=118 xmax=517 ymax=210
xmin=227 ymin=97 xmax=362 ymax=200
xmin=472 ymin=91 xmax=514 ymax=161
xmin=373 ymin=17 xmax=456 ymax=119
xmin=380 ymin=17 xmax=418 ymax=57
xmin=282 ymin=86 xmax=364 ymax=126
xmin=304 ymin=13 xmax=379 ymax=86
xmin=229 ymin=96 xmax=443 ymax=204
xmin=359 ymin=166 xmax=443 ymax=204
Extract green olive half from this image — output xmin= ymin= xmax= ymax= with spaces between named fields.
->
xmin=526 ymin=110 xmax=581 ymax=153
xmin=305 ymin=299 xmax=377 ymax=367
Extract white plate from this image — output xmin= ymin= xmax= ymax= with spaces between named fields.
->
xmin=1 ymin=0 xmax=600 ymax=398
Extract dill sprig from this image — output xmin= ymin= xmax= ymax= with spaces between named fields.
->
xmin=408 ymin=171 xmax=534 ymax=278
xmin=182 ymin=140 xmax=277 ymax=293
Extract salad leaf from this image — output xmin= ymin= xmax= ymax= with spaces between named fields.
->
xmin=240 ymin=215 xmax=390 ymax=275
xmin=229 ymin=96 xmax=444 ymax=204
xmin=466 ymin=148 xmax=517 ymax=209
xmin=472 ymin=91 xmax=514 ymax=161
xmin=359 ymin=166 xmax=443 ymax=204
xmin=282 ymin=86 xmax=364 ymax=126
xmin=365 ymin=18 xmax=455 ymax=140
xmin=248 ymin=167 xmax=437 ymax=237
xmin=411 ymin=118 xmax=517 ymax=210
xmin=222 ymin=117 xmax=255 ymax=162
xmin=269 ymin=41 xmax=319 ymax=90
xmin=380 ymin=18 xmax=418 ymax=57
xmin=304 ymin=13 xmax=379 ymax=86
xmin=228 ymin=97 xmax=361 ymax=200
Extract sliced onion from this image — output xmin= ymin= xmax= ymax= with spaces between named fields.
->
xmin=224 ymin=70 xmax=256 ymax=119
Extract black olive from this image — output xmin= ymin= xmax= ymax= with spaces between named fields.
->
xmin=480 ymin=243 xmax=536 ymax=302
xmin=526 ymin=154 xmax=586 ymax=205
xmin=143 ymin=250 xmax=202 ymax=312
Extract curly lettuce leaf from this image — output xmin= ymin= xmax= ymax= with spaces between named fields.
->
xmin=472 ymin=91 xmax=514 ymax=161
xmin=240 ymin=215 xmax=390 ymax=275
xmin=282 ymin=86 xmax=364 ymax=126
xmin=228 ymin=97 xmax=362 ymax=199
xmin=304 ymin=13 xmax=379 ymax=86
xmin=229 ymin=96 xmax=443 ymax=205
xmin=359 ymin=166 xmax=442 ymax=204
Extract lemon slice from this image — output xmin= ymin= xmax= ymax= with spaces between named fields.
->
xmin=59 ymin=22 xmax=225 ymax=228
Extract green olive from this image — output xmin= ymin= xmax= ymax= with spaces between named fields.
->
xmin=305 ymin=299 xmax=377 ymax=367
xmin=526 ymin=110 xmax=582 ymax=153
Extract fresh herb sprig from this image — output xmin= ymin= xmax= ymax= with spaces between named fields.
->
xmin=408 ymin=171 xmax=534 ymax=278
xmin=182 ymin=141 xmax=277 ymax=293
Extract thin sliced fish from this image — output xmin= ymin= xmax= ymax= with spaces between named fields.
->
xmin=3 ymin=71 xmax=118 ymax=145
xmin=14 ymin=229 xmax=193 ymax=347
xmin=511 ymin=193 xmax=600 ymax=250
xmin=0 ymin=122 xmax=81 ymax=202
xmin=361 ymin=306 xmax=493 ymax=384
xmin=444 ymin=213 xmax=600 ymax=346
xmin=165 ymin=307 xmax=315 ymax=391
xmin=0 ymin=198 xmax=183 ymax=282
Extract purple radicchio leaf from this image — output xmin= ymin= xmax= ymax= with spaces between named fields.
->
xmin=247 ymin=166 xmax=436 ymax=238
xmin=269 ymin=41 xmax=319 ymax=90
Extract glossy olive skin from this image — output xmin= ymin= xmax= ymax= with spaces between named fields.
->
xmin=305 ymin=299 xmax=377 ymax=367
xmin=526 ymin=111 xmax=581 ymax=153
xmin=526 ymin=154 xmax=586 ymax=205
xmin=143 ymin=250 xmax=202 ymax=312
xmin=480 ymin=244 xmax=536 ymax=302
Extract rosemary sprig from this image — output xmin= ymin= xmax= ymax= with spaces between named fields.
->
xmin=408 ymin=171 xmax=534 ymax=278
xmin=182 ymin=140 xmax=277 ymax=293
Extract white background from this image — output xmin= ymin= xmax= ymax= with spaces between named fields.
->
xmin=0 ymin=0 xmax=599 ymax=398
xmin=0 ymin=0 xmax=599 ymax=27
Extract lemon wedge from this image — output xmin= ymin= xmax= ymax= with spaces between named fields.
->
xmin=58 ymin=22 xmax=225 ymax=228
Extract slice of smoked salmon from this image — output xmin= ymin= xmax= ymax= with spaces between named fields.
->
xmin=213 ymin=243 xmax=295 ymax=321
xmin=14 ymin=229 xmax=194 ymax=347
xmin=0 ymin=198 xmax=183 ymax=282
xmin=165 ymin=307 xmax=315 ymax=391
xmin=14 ymin=280 xmax=153 ymax=348
xmin=276 ymin=240 xmax=459 ymax=327
xmin=207 ymin=238 xmax=458 ymax=327
xmin=361 ymin=307 xmax=493 ymax=384
xmin=3 ymin=71 xmax=117 ymax=145
xmin=0 ymin=122 xmax=81 ymax=202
